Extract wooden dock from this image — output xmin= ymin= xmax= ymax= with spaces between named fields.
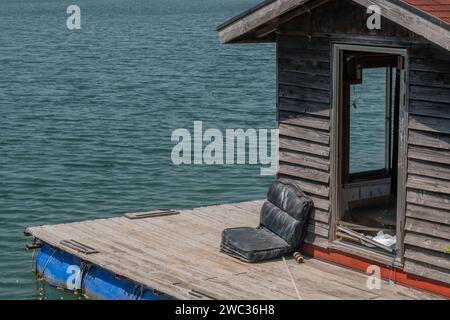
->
xmin=26 ymin=200 xmax=441 ymax=300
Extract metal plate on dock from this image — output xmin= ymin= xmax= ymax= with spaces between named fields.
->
xmin=60 ymin=239 xmax=99 ymax=255
xmin=124 ymin=209 xmax=180 ymax=220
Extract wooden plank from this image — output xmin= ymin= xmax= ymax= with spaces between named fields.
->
xmin=279 ymin=162 xmax=330 ymax=184
xmin=279 ymin=47 xmax=330 ymax=63
xmin=279 ymin=136 xmax=330 ymax=157
xmin=407 ymin=189 xmax=450 ymax=211
xmin=310 ymin=208 xmax=330 ymax=224
xmin=279 ymin=123 xmax=330 ymax=145
xmin=279 ymin=111 xmax=330 ymax=131
xmin=278 ymin=59 xmax=330 ymax=77
xmin=279 ymin=149 xmax=330 ymax=172
xmin=408 ymin=130 xmax=450 ymax=150
xmin=404 ymin=232 xmax=449 ymax=254
xmin=279 ymin=84 xmax=330 ymax=104
xmin=230 ymin=200 xmax=264 ymax=215
xmin=410 ymin=71 xmax=450 ymax=90
xmin=285 ymin=258 xmax=400 ymax=299
xmin=124 ymin=210 xmax=180 ymax=220
xmin=409 ymin=114 xmax=450 ymax=135
xmin=408 ymin=159 xmax=450 ymax=181
xmin=407 ymin=174 xmax=450 ymax=195
xmin=327 ymin=241 xmax=402 ymax=269
xmin=306 ymin=194 xmax=330 ymax=212
xmin=410 ymin=86 xmax=450 ymax=105
xmin=337 ymin=226 xmax=394 ymax=253
xmin=405 ymin=217 xmax=450 ymax=240
xmin=408 ymin=145 xmax=450 ymax=165
xmin=338 ymin=221 xmax=394 ymax=233
xmin=277 ymin=34 xmax=330 ymax=50
xmin=278 ymin=70 xmax=330 ymax=91
xmin=406 ymin=203 xmax=450 ymax=225
xmin=218 ymin=0 xmax=328 ymax=44
xmin=404 ymin=260 xmax=450 ymax=285
xmin=307 ymin=221 xmax=329 ymax=238
xmin=304 ymin=232 xmax=329 ymax=248
xmin=277 ymin=175 xmax=331 ymax=211
xmin=409 ymin=99 xmax=450 ymax=120
xmin=404 ymin=246 xmax=450 ymax=270
xmin=278 ymin=97 xmax=330 ymax=117
xmin=410 ymin=57 xmax=450 ymax=74
xmin=277 ymin=170 xmax=330 ymax=197
xmin=409 ymin=43 xmax=450 ymax=61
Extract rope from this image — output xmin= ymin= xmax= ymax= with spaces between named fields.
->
xmin=131 ymin=284 xmax=145 ymax=300
xmin=31 ymin=247 xmax=37 ymax=273
xmin=137 ymin=286 xmax=145 ymax=300
xmin=282 ymin=256 xmax=302 ymax=300
xmin=387 ymin=249 xmax=397 ymax=286
xmin=78 ymin=262 xmax=91 ymax=293
xmin=131 ymin=284 xmax=139 ymax=300
xmin=40 ymin=247 xmax=56 ymax=277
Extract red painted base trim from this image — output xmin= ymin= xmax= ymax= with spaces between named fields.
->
xmin=301 ymin=243 xmax=450 ymax=299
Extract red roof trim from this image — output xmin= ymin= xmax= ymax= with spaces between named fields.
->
xmin=404 ymin=0 xmax=450 ymax=23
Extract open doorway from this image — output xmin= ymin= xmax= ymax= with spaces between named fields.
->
xmin=331 ymin=45 xmax=407 ymax=258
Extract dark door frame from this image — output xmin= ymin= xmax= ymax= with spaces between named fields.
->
xmin=330 ymin=44 xmax=409 ymax=263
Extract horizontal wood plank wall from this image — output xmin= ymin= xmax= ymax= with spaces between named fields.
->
xmin=277 ymin=34 xmax=332 ymax=247
xmin=404 ymin=43 xmax=450 ymax=285
xmin=275 ymin=0 xmax=423 ymax=249
xmin=274 ymin=0 xmax=449 ymax=284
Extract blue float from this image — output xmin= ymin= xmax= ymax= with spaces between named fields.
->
xmin=35 ymin=243 xmax=171 ymax=300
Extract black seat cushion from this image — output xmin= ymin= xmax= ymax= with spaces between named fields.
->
xmin=267 ymin=179 xmax=313 ymax=221
xmin=259 ymin=201 xmax=303 ymax=249
xmin=220 ymin=179 xmax=314 ymax=263
xmin=221 ymin=227 xmax=291 ymax=263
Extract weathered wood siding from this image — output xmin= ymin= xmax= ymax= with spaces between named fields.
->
xmin=277 ymin=35 xmax=332 ymax=247
xmin=404 ymin=43 xmax=450 ymax=285
xmin=275 ymin=0 xmax=449 ymax=284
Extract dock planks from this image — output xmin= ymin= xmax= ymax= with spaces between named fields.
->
xmin=26 ymin=200 xmax=441 ymax=300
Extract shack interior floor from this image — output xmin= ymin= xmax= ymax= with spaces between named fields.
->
xmin=342 ymin=200 xmax=397 ymax=233
xmin=26 ymin=200 xmax=441 ymax=300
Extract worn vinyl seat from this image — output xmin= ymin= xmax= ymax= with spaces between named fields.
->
xmin=221 ymin=227 xmax=291 ymax=263
xmin=220 ymin=180 xmax=313 ymax=263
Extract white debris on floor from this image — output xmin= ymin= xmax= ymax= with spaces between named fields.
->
xmin=369 ymin=231 xmax=397 ymax=249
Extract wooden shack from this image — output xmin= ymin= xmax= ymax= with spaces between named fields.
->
xmin=218 ymin=0 xmax=450 ymax=288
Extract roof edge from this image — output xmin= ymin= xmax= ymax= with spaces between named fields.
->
xmin=216 ymin=0 xmax=277 ymax=31
xmin=217 ymin=0 xmax=320 ymax=44
xmin=390 ymin=0 xmax=450 ymax=32
xmin=217 ymin=0 xmax=450 ymax=51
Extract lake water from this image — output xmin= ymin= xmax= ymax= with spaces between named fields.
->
xmin=0 ymin=0 xmax=275 ymax=299
xmin=0 ymin=0 xmax=386 ymax=300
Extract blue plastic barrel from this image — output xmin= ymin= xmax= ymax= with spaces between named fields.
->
xmin=36 ymin=243 xmax=81 ymax=290
xmin=35 ymin=243 xmax=171 ymax=300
